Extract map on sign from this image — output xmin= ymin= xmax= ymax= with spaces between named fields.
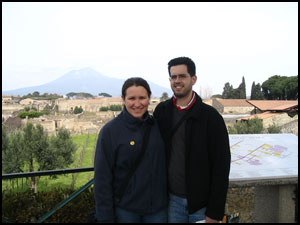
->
xmin=228 ymin=133 xmax=298 ymax=180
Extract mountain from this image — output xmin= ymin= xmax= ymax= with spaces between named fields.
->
xmin=2 ymin=68 xmax=172 ymax=98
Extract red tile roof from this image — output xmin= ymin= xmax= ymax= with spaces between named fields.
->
xmin=237 ymin=112 xmax=279 ymax=121
xmin=246 ymin=100 xmax=298 ymax=111
xmin=216 ymin=98 xmax=253 ymax=107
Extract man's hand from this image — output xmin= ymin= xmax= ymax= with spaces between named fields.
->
xmin=205 ymin=216 xmax=221 ymax=223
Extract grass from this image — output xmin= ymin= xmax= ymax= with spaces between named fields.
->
xmin=2 ymin=133 xmax=99 ymax=193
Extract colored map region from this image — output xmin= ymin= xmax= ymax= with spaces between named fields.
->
xmin=228 ymin=133 xmax=298 ymax=180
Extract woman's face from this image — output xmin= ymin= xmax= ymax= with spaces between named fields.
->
xmin=123 ymin=85 xmax=150 ymax=119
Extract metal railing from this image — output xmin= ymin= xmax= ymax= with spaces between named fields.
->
xmin=2 ymin=167 xmax=95 ymax=223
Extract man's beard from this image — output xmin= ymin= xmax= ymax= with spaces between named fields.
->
xmin=172 ymin=86 xmax=191 ymax=99
xmin=173 ymin=90 xmax=189 ymax=98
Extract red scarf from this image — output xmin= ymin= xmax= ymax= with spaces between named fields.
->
xmin=172 ymin=91 xmax=196 ymax=112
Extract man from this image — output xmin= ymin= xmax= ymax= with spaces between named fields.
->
xmin=154 ymin=57 xmax=231 ymax=223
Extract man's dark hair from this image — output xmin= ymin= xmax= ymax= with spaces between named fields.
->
xmin=168 ymin=57 xmax=196 ymax=77
xmin=122 ymin=77 xmax=152 ymax=98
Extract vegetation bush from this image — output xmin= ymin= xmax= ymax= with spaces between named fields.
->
xmin=24 ymin=106 xmax=31 ymax=112
xmin=18 ymin=111 xmax=43 ymax=119
xmin=267 ymin=124 xmax=281 ymax=133
xmin=227 ymin=117 xmax=284 ymax=134
xmin=74 ymin=106 xmax=83 ymax=114
xmin=228 ymin=116 xmax=264 ymax=134
xmin=99 ymin=106 xmax=108 ymax=112
xmin=18 ymin=110 xmax=50 ymax=119
xmin=21 ymin=92 xmax=62 ymax=100
xmin=66 ymin=92 xmax=94 ymax=99
xmin=2 ymin=187 xmax=95 ymax=223
xmin=109 ymin=104 xmax=122 ymax=111
xmin=99 ymin=105 xmax=122 ymax=112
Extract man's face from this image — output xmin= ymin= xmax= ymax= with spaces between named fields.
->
xmin=169 ymin=64 xmax=197 ymax=98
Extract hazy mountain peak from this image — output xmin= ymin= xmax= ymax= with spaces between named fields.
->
xmin=2 ymin=68 xmax=172 ymax=97
xmin=62 ymin=67 xmax=102 ymax=79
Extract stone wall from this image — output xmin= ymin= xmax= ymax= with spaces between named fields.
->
xmin=2 ymin=104 xmax=24 ymax=113
xmin=212 ymin=98 xmax=224 ymax=113
xmin=223 ymin=106 xmax=254 ymax=114
xmin=263 ymin=113 xmax=298 ymax=128
xmin=226 ymin=178 xmax=298 ymax=223
xmin=24 ymin=112 xmax=116 ymax=135
xmin=280 ymin=119 xmax=298 ymax=136
xmin=225 ymin=186 xmax=255 ymax=222
xmin=55 ymin=98 xmax=124 ymax=113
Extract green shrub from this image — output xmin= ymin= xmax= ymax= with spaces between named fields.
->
xmin=18 ymin=111 xmax=43 ymax=119
xmin=109 ymin=104 xmax=122 ymax=111
xmin=74 ymin=106 xmax=83 ymax=114
xmin=228 ymin=116 xmax=264 ymax=134
xmin=267 ymin=124 xmax=281 ymax=133
xmin=99 ymin=106 xmax=108 ymax=112
xmin=41 ymin=109 xmax=50 ymax=115
xmin=2 ymin=187 xmax=95 ymax=223
xmin=24 ymin=106 xmax=31 ymax=112
xmin=18 ymin=110 xmax=50 ymax=119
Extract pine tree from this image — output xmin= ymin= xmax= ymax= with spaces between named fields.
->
xmin=250 ymin=82 xmax=255 ymax=100
xmin=222 ymin=82 xmax=234 ymax=99
xmin=237 ymin=76 xmax=246 ymax=99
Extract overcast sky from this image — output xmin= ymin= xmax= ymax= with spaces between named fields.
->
xmin=2 ymin=2 xmax=298 ymax=97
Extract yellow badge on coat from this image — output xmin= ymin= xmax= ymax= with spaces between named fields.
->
xmin=130 ymin=141 xmax=135 ymax=146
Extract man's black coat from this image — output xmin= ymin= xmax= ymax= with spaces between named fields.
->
xmin=154 ymin=93 xmax=231 ymax=221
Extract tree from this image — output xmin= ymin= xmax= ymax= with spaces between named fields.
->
xmin=261 ymin=75 xmax=298 ymax=100
xmin=250 ymin=82 xmax=264 ymax=100
xmin=250 ymin=82 xmax=255 ymax=100
xmin=2 ymin=125 xmax=9 ymax=152
xmin=66 ymin=92 xmax=77 ymax=99
xmin=48 ymin=128 xmax=77 ymax=168
xmin=160 ymin=92 xmax=169 ymax=101
xmin=222 ymin=77 xmax=247 ymax=99
xmin=66 ymin=92 xmax=94 ymax=99
xmin=98 ymin=92 xmax=112 ymax=97
xmin=32 ymin=91 xmax=40 ymax=97
xmin=2 ymin=123 xmax=77 ymax=193
xmin=222 ymin=82 xmax=234 ymax=99
xmin=3 ymin=130 xmax=25 ymax=173
xmin=22 ymin=123 xmax=49 ymax=192
xmin=285 ymin=76 xmax=298 ymax=100
xmin=74 ymin=106 xmax=83 ymax=114
xmin=237 ymin=76 xmax=246 ymax=99
xmin=21 ymin=92 xmax=62 ymax=100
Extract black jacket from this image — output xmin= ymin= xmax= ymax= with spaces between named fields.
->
xmin=94 ymin=109 xmax=168 ymax=222
xmin=153 ymin=93 xmax=231 ymax=221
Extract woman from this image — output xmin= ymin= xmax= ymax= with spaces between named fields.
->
xmin=94 ymin=77 xmax=168 ymax=223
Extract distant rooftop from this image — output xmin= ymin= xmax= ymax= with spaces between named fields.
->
xmin=237 ymin=112 xmax=279 ymax=121
xmin=216 ymin=98 xmax=252 ymax=107
xmin=246 ymin=100 xmax=298 ymax=111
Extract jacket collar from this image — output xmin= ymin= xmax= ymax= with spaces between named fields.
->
xmin=172 ymin=91 xmax=197 ymax=112
xmin=119 ymin=106 xmax=150 ymax=127
xmin=168 ymin=92 xmax=203 ymax=120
